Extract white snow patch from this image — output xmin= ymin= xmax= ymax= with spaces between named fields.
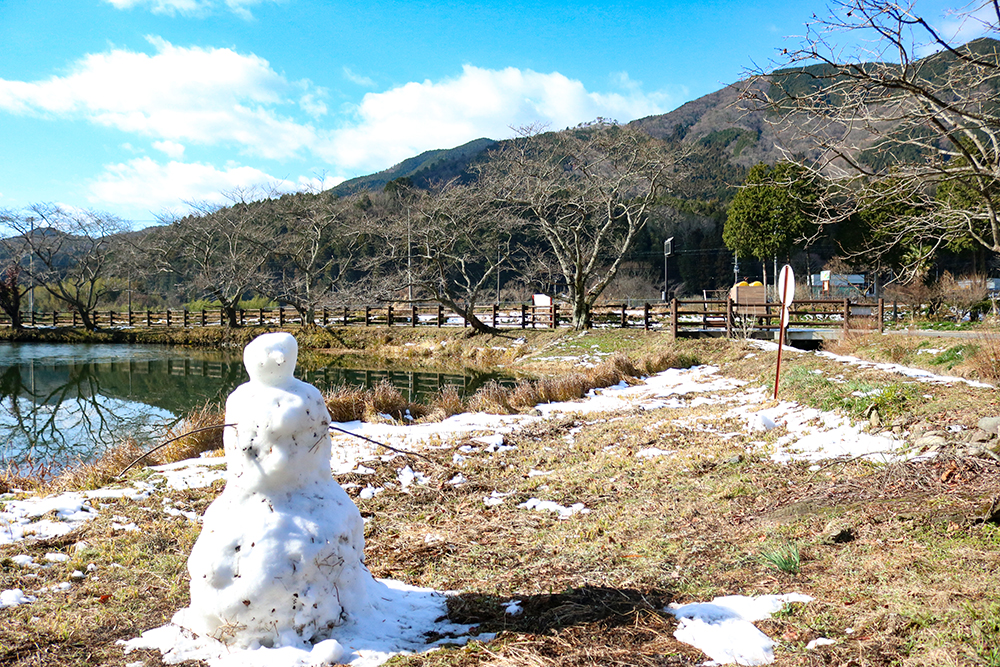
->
xmin=666 ymin=593 xmax=813 ymax=665
xmin=0 ymin=588 xmax=36 ymax=608
xmin=517 ymin=498 xmax=589 ymax=518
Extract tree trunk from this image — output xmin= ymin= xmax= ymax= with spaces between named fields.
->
xmin=77 ymin=308 xmax=96 ymax=331
xmin=222 ymin=304 xmax=239 ymax=328
xmin=571 ymin=297 xmax=590 ymax=330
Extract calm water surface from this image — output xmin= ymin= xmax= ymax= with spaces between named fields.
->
xmin=0 ymin=342 xmax=505 ymax=470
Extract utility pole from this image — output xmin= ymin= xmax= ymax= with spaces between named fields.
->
xmin=662 ymin=237 xmax=674 ymax=302
xmin=406 ymin=207 xmax=412 ymax=303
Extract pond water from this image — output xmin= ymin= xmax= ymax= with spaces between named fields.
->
xmin=0 ymin=342 xmax=507 ymax=471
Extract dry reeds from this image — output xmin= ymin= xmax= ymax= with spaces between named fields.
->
xmin=0 ymin=458 xmax=50 ymax=493
xmin=48 ymin=438 xmax=149 ymax=492
xmin=324 ymin=380 xmax=428 ymax=424
xmin=465 ymin=349 xmax=692 ymax=415
xmin=430 ymin=385 xmax=464 ymax=418
xmin=324 ymin=384 xmax=367 ymax=422
xmin=155 ymin=402 xmax=226 ymax=464
xmin=970 ymin=334 xmax=1000 ymax=383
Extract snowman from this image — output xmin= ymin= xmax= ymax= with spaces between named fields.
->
xmin=174 ymin=332 xmax=372 ymax=649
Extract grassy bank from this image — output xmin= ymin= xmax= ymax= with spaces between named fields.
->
xmin=2 ymin=331 xmax=1000 ymax=665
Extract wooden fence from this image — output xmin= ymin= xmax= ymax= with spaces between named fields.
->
xmin=1 ymin=298 xmax=887 ymax=338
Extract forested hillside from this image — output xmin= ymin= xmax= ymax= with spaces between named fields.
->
xmin=2 ymin=35 xmax=996 ymax=329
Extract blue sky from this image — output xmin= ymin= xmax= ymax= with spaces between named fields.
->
xmin=0 ymin=0 xmax=987 ymax=225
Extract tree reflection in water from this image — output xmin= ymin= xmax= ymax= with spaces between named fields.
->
xmin=0 ymin=342 xmax=511 ymax=471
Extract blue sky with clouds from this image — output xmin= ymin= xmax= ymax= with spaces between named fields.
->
xmin=0 ymin=0 xmax=987 ymax=225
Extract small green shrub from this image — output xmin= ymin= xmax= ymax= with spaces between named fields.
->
xmin=760 ymin=543 xmax=800 ymax=574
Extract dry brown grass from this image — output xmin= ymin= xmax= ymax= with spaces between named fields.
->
xmin=969 ymin=334 xmax=1000 ymax=383
xmin=0 ymin=458 xmax=50 ymax=493
xmin=46 ymin=438 xmax=149 ymax=492
xmin=325 ymin=380 xmax=430 ymax=423
xmin=429 ymin=385 xmax=464 ymax=419
xmin=155 ymin=402 xmax=226 ymax=464
xmin=469 ymin=350 xmax=687 ymax=415
xmin=325 ymin=383 xmax=368 ymax=422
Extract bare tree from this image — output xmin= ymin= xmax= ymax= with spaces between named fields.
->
xmin=744 ymin=1 xmax=1000 ymax=275
xmin=0 ymin=265 xmax=26 ymax=329
xmin=263 ymin=193 xmax=364 ymax=325
xmin=0 ymin=204 xmax=129 ymax=331
xmin=157 ymin=190 xmax=272 ymax=327
xmin=480 ymin=121 xmax=686 ymax=329
xmin=371 ymin=179 xmax=524 ymax=333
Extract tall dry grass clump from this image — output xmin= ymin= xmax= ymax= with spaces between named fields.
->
xmin=429 ymin=385 xmax=464 ymax=419
xmin=48 ymin=438 xmax=149 ymax=492
xmin=466 ymin=380 xmax=515 ymax=414
xmin=0 ymin=458 xmax=50 ymax=494
xmin=325 ymin=381 xmax=428 ymax=423
xmin=155 ymin=402 xmax=227 ymax=464
xmin=466 ymin=350 xmax=682 ymax=414
xmin=970 ymin=335 xmax=1000 ymax=384
xmin=324 ymin=384 xmax=367 ymax=422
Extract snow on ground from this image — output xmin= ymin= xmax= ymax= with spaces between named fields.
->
xmin=123 ymin=579 xmax=492 ymax=667
xmin=666 ymin=593 xmax=814 ymax=665
xmin=3 ymin=346 xmax=990 ymax=666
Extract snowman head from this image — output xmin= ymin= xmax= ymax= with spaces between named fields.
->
xmin=243 ymin=332 xmax=298 ymax=387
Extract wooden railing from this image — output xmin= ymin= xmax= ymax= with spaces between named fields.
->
xmin=0 ymin=298 xmax=886 ymax=337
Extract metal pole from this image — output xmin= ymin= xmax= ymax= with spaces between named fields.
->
xmin=663 ymin=237 xmax=674 ymax=302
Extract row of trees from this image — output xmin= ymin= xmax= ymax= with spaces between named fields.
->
xmin=0 ymin=122 xmax=688 ymax=332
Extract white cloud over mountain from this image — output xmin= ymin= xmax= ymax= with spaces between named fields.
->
xmin=0 ymin=37 xmax=672 ymax=215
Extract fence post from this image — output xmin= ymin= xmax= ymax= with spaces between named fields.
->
xmin=52 ymin=311 xmax=58 ymax=327
xmin=437 ymin=305 xmax=443 ymax=327
xmin=843 ymin=298 xmax=850 ymax=332
xmin=893 ymin=300 xmax=898 ymax=322
xmin=521 ymin=304 xmax=527 ymax=329
xmin=621 ymin=303 xmax=627 ymax=328
xmin=145 ymin=310 xmax=150 ymax=327
xmin=726 ymin=298 xmax=733 ymax=338
xmin=878 ymin=298 xmax=885 ymax=334
xmin=30 ymin=310 xmax=35 ymax=326
xmin=643 ymin=302 xmax=650 ymax=331
xmin=671 ymin=298 xmax=679 ymax=338
xmin=166 ymin=309 xmax=171 ymax=327
xmin=127 ymin=309 xmax=133 ymax=327
xmin=279 ymin=307 xmax=285 ymax=327
xmin=200 ymin=309 xmax=206 ymax=327
xmin=72 ymin=311 xmax=78 ymax=327
xmin=492 ymin=303 xmax=498 ymax=328
xmin=387 ymin=304 xmax=393 ymax=326
xmin=411 ymin=304 xmax=417 ymax=327
xmin=365 ymin=306 xmax=370 ymax=326
xmin=343 ymin=306 xmax=348 ymax=327
xmin=240 ymin=309 xmax=245 ymax=327
xmin=552 ymin=304 xmax=558 ymax=329
xmin=183 ymin=309 xmax=188 ymax=328
xmin=219 ymin=308 xmax=224 ymax=327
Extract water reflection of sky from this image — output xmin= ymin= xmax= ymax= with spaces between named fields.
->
xmin=0 ymin=342 xmax=510 ymax=471
xmin=0 ymin=342 xmax=244 ymax=472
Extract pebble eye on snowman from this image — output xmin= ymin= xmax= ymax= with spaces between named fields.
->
xmin=174 ymin=332 xmax=376 ymax=648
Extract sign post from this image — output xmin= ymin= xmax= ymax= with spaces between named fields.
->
xmin=773 ymin=264 xmax=795 ymax=400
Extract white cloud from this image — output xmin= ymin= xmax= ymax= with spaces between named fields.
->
xmin=343 ymin=67 xmax=376 ymax=88
xmin=315 ymin=64 xmax=672 ymax=172
xmin=299 ymin=93 xmax=328 ymax=118
xmin=102 ymin=0 xmax=275 ymax=19
xmin=296 ymin=173 xmax=346 ymax=193
xmin=89 ymin=157 xmax=294 ymax=212
xmin=153 ymin=140 xmax=185 ymax=158
xmin=935 ymin=3 xmax=998 ymax=43
xmin=0 ymin=37 xmax=315 ymax=159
